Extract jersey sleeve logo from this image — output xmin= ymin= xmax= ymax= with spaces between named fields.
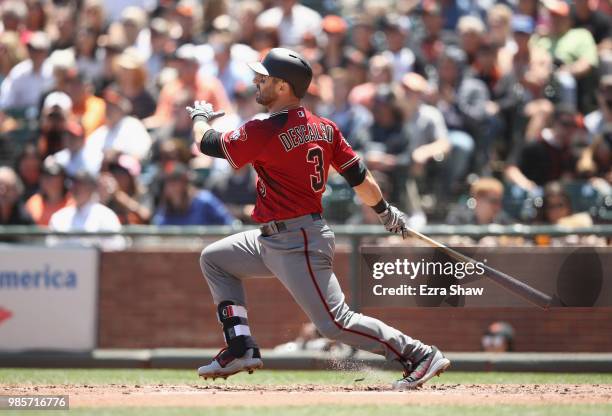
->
xmin=257 ymin=179 xmax=266 ymax=197
xmin=230 ymin=126 xmax=248 ymax=142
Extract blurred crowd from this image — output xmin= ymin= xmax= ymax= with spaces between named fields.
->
xmin=0 ymin=0 xmax=610 ymax=244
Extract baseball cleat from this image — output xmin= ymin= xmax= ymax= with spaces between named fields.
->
xmin=392 ymin=346 xmax=451 ymax=390
xmin=198 ymin=347 xmax=263 ymax=380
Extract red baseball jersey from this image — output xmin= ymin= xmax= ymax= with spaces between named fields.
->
xmin=220 ymin=106 xmax=360 ymax=223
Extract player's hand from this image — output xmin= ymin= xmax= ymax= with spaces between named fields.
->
xmin=378 ymin=204 xmax=409 ymax=239
xmin=185 ymin=100 xmax=225 ymax=122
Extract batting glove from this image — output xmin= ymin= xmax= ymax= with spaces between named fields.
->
xmin=185 ymin=100 xmax=225 ymax=122
xmin=378 ymin=204 xmax=409 ymax=239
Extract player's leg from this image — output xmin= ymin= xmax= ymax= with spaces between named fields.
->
xmin=260 ymin=221 xmax=450 ymax=389
xmin=198 ymin=229 xmax=272 ymax=378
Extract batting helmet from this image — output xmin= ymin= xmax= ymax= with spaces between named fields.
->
xmin=248 ymin=48 xmax=313 ymax=98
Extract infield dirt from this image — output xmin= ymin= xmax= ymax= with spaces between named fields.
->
xmin=5 ymin=383 xmax=612 ymax=408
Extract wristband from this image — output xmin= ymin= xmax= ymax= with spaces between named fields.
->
xmin=372 ymin=199 xmax=389 ymax=214
xmin=193 ymin=114 xmax=208 ymax=122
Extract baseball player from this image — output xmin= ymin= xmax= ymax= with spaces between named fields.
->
xmin=186 ymin=48 xmax=450 ymax=390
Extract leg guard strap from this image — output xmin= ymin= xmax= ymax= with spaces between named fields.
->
xmin=217 ymin=301 xmax=258 ymax=358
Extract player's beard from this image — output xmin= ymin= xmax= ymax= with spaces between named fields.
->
xmin=255 ymin=86 xmax=275 ymax=107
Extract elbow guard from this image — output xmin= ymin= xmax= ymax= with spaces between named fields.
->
xmin=341 ymin=159 xmax=367 ymax=187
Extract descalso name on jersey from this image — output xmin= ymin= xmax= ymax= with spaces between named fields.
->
xmin=278 ymin=123 xmax=334 ymax=152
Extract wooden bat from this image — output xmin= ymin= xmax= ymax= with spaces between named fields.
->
xmin=402 ymin=226 xmax=555 ymax=309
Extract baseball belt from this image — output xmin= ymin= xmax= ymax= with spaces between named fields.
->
xmin=260 ymin=213 xmax=322 ymax=237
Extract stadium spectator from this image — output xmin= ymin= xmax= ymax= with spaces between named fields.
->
xmin=53 ymin=119 xmax=102 ymax=176
xmin=74 ymin=26 xmax=104 ymax=83
xmin=470 ymin=37 xmax=517 ymax=115
xmin=49 ymin=49 xmax=77 ymax=92
xmin=79 ymin=0 xmax=107 ymax=35
xmin=481 ymin=321 xmax=515 ymax=352
xmin=516 ymin=0 xmax=540 ymax=20
xmin=399 ymin=73 xmax=452 ymax=195
xmin=145 ymin=17 xmax=171 ymax=85
xmin=510 ymin=14 xmax=535 ymax=80
xmin=37 ymin=92 xmax=73 ymax=158
xmin=113 ymin=49 xmax=156 ymax=119
xmin=48 ymin=170 xmax=125 ymax=250
xmin=349 ymin=15 xmax=376 ymax=59
xmin=576 ymin=131 xmax=611 ymax=185
xmin=457 ymin=15 xmax=485 ymax=66
xmin=151 ymin=89 xmax=196 ymax=145
xmin=539 ymin=181 xmax=593 ymax=227
xmin=202 ymin=1 xmax=229 ymax=35
xmin=98 ymin=153 xmax=151 ymax=225
xmin=51 ymin=6 xmax=77 ymax=52
xmin=469 ymin=36 xmax=524 ymax=160
xmin=1 ymin=1 xmax=26 ymax=36
xmin=362 ymin=84 xmax=405 ymax=174
xmin=172 ymin=2 xmax=201 ymax=46
xmin=202 ymin=32 xmax=253 ymax=102
xmin=152 ymin=163 xmax=235 ymax=226
xmin=140 ymin=138 xmax=192 ymax=207
xmin=0 ymin=166 xmax=34 ymax=225
xmin=103 ymin=0 xmax=149 ymax=25
xmin=118 ymin=6 xmax=149 ymax=55
xmin=0 ymin=31 xmax=53 ymax=113
xmin=145 ymin=44 xmax=230 ymax=130
xmin=437 ymin=0 xmax=472 ymax=31
xmin=446 ymin=177 xmax=513 ymax=225
xmin=85 ymin=87 xmax=152 ymax=162
xmin=418 ymin=0 xmax=446 ymax=68
xmin=25 ymin=157 xmax=73 ymax=226
xmin=251 ymin=25 xmax=280 ymax=53
xmin=487 ymin=4 xmax=516 ymax=76
xmin=319 ymin=68 xmax=371 ymax=150
xmin=255 ymin=0 xmax=322 ymax=47
xmin=432 ymin=47 xmax=483 ymax=180
xmin=533 ymin=0 xmax=598 ymax=112
xmin=61 ymin=67 xmax=106 ymax=138
xmin=506 ymin=105 xmax=582 ymax=191
xmin=235 ymin=1 xmax=263 ymax=46
xmin=349 ymin=54 xmax=394 ymax=109
xmin=381 ymin=14 xmax=417 ymax=82
xmin=515 ymin=50 xmax=557 ymax=142
xmin=25 ymin=0 xmax=48 ymax=33
xmin=571 ymin=0 xmax=611 ymax=45
xmin=584 ymin=75 xmax=612 ymax=139
xmin=320 ymin=15 xmax=348 ymax=71
xmin=95 ymin=30 xmax=127 ymax=95
xmin=13 ymin=144 xmax=42 ymax=201
xmin=0 ymin=32 xmax=26 ymax=85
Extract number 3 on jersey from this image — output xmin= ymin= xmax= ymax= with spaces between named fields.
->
xmin=306 ymin=146 xmax=324 ymax=192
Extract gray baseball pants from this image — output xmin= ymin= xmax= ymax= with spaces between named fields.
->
xmin=199 ymin=214 xmax=431 ymax=363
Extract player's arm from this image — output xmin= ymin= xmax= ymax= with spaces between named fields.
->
xmin=341 ymin=161 xmax=409 ymax=238
xmin=187 ymin=100 xmax=226 ymax=158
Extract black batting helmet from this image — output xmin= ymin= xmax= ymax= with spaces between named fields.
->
xmin=248 ymin=48 xmax=313 ymax=98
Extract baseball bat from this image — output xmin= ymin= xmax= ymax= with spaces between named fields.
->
xmin=402 ymin=226 xmax=554 ymax=310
